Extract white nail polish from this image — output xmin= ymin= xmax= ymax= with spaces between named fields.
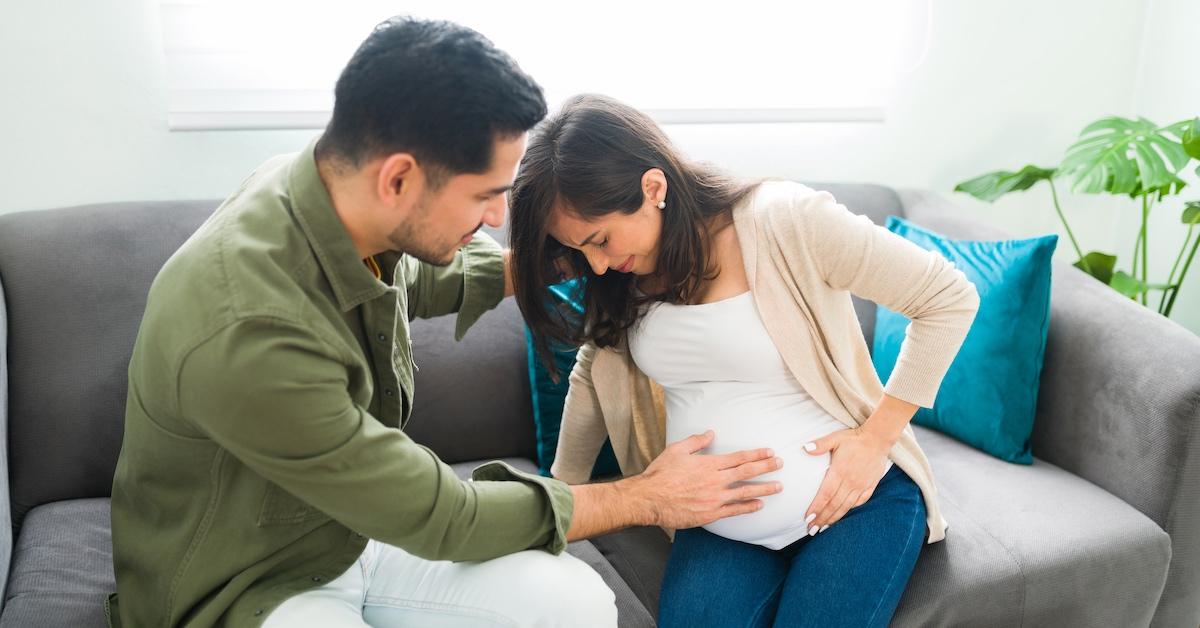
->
xmin=805 ymin=513 xmax=816 ymax=524
xmin=819 ymin=525 xmax=829 ymax=533
xmin=803 ymin=442 xmax=816 ymax=452
xmin=808 ymin=525 xmax=819 ymax=536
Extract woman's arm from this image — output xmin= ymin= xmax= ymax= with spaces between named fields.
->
xmin=549 ymin=343 xmax=611 ymax=485
xmin=775 ymin=187 xmax=979 ymax=532
xmin=785 ymin=189 xmax=980 ymax=409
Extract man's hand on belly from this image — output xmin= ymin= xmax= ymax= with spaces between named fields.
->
xmin=625 ymin=430 xmax=784 ymax=529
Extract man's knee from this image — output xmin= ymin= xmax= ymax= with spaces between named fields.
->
xmin=506 ymin=550 xmax=617 ymax=627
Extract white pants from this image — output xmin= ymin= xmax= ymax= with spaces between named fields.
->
xmin=262 ymin=540 xmax=618 ymax=627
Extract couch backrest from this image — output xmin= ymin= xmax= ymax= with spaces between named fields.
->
xmin=0 ymin=201 xmax=217 ymax=534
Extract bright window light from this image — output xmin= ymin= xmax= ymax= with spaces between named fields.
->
xmin=159 ymin=0 xmax=930 ymax=130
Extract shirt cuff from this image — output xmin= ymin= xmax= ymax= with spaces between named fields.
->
xmin=454 ymin=233 xmax=507 ymax=341
xmin=471 ymin=460 xmax=575 ymax=555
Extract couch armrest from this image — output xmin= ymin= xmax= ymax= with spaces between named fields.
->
xmin=0 ymin=272 xmax=13 ymax=611
xmin=899 ymin=188 xmax=1200 ymax=627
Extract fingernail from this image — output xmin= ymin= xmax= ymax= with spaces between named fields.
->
xmin=808 ymin=525 xmax=819 ymax=536
xmin=803 ymin=442 xmax=816 ymax=452
xmin=819 ymin=525 xmax=829 ymax=534
xmin=766 ymin=448 xmax=774 ymax=457
xmin=775 ymin=457 xmax=784 ymax=468
xmin=805 ymin=513 xmax=816 ymax=524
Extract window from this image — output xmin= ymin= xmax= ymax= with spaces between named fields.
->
xmin=160 ymin=0 xmax=930 ymax=130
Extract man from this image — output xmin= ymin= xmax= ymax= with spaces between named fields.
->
xmin=107 ymin=17 xmax=782 ymax=627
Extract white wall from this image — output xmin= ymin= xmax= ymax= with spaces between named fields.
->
xmin=1 ymin=0 xmax=1195 ymax=332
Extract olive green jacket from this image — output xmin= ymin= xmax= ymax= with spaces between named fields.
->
xmin=107 ymin=141 xmax=573 ymax=627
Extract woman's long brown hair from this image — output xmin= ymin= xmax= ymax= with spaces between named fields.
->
xmin=509 ymin=94 xmax=759 ymax=380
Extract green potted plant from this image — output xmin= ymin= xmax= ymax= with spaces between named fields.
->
xmin=955 ymin=116 xmax=1200 ymax=317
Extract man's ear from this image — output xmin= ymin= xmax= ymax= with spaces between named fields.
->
xmin=376 ymin=152 xmax=420 ymax=207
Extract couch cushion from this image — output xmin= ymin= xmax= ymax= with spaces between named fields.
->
xmin=408 ymin=298 xmax=538 ymax=464
xmin=1 ymin=499 xmax=112 ymax=627
xmin=891 ymin=425 xmax=1172 ymax=627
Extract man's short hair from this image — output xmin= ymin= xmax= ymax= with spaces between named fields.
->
xmin=317 ymin=17 xmax=547 ymax=184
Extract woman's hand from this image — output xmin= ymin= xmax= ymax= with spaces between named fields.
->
xmin=802 ymin=426 xmax=894 ymax=534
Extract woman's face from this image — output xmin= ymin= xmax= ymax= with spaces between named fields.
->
xmin=545 ymin=170 xmax=667 ymax=277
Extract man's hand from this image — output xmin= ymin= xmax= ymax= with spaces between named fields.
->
xmin=565 ymin=431 xmax=782 ymax=541
xmin=630 ymin=430 xmax=782 ymax=529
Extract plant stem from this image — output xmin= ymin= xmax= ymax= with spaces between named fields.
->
xmin=1159 ymin=223 xmax=1194 ymax=313
xmin=1132 ymin=219 xmax=1143 ymax=284
xmin=1048 ymin=178 xmax=1087 ymax=270
xmin=1141 ymin=195 xmax=1151 ymax=306
xmin=1164 ymin=229 xmax=1200 ymax=318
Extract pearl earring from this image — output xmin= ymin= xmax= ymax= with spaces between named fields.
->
xmin=657 ymin=200 xmax=666 ymax=210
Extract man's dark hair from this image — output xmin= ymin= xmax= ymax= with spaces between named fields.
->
xmin=316 ymin=17 xmax=547 ymax=184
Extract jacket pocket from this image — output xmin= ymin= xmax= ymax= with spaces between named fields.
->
xmin=257 ymin=482 xmax=331 ymax=527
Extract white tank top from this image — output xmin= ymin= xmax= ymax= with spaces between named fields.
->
xmin=628 ymin=291 xmax=891 ymax=549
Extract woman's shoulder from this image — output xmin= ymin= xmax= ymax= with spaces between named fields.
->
xmin=738 ymin=180 xmax=844 ymax=233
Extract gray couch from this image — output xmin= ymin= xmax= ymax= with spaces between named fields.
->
xmin=0 ymin=184 xmax=1196 ymax=627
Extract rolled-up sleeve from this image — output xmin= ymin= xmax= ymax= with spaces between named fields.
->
xmin=790 ymin=190 xmax=980 ymax=407
xmin=177 ymin=317 xmax=574 ymax=560
xmin=400 ymin=232 xmax=506 ymax=340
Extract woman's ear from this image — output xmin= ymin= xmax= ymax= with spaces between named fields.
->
xmin=641 ymin=168 xmax=668 ymax=209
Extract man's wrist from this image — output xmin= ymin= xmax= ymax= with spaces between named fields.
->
xmin=613 ymin=474 xmax=660 ymax=527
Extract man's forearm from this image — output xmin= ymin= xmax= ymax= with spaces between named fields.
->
xmin=502 ymin=248 xmax=515 ymax=298
xmin=565 ymin=477 xmax=656 ymax=541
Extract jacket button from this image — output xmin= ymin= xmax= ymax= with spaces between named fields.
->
xmin=384 ymin=389 xmax=394 ymax=397
xmin=312 ymin=576 xmax=323 ymax=582
xmin=377 ymin=333 xmax=387 ymax=342
xmin=254 ymin=609 xmax=263 ymax=616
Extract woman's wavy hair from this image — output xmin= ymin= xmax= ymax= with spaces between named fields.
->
xmin=509 ymin=94 xmax=759 ymax=379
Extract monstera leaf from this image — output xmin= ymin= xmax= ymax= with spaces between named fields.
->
xmin=954 ymin=165 xmax=1056 ymax=202
xmin=1072 ymin=251 xmax=1116 ymax=285
xmin=1059 ymin=116 xmax=1191 ymax=198
xmin=1183 ymin=117 xmax=1200 ymax=160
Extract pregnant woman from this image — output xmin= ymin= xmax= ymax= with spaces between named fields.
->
xmin=509 ymin=94 xmax=979 ymax=628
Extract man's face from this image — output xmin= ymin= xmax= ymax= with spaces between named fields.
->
xmin=388 ymin=133 xmax=526 ymax=265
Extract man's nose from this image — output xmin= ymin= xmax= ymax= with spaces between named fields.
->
xmin=482 ymin=194 xmax=506 ymax=228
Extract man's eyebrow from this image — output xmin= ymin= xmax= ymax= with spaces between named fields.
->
xmin=578 ymin=230 xmax=601 ymax=247
xmin=484 ymin=185 xmax=512 ymax=195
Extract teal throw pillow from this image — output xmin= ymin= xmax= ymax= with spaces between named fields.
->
xmin=526 ymin=278 xmax=621 ymax=478
xmin=871 ymin=216 xmax=1057 ymax=464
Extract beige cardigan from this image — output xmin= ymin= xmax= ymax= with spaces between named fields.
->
xmin=550 ymin=181 xmax=979 ymax=544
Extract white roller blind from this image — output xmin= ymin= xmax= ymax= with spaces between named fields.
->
xmin=160 ymin=0 xmax=931 ymax=130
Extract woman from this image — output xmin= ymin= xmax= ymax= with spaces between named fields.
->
xmin=509 ymin=94 xmax=979 ymax=628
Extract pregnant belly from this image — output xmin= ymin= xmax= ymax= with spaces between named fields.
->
xmin=666 ymin=403 xmax=849 ymax=550
xmin=702 ymin=436 xmax=831 ymax=550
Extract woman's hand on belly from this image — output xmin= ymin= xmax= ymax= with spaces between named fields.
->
xmin=626 ymin=430 xmax=784 ymax=529
xmin=802 ymin=426 xmax=893 ymax=534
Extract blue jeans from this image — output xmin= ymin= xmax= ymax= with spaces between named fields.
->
xmin=659 ymin=464 xmax=927 ymax=628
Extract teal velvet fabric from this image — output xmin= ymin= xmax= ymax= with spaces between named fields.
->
xmin=526 ymin=278 xmax=622 ymax=477
xmin=871 ymin=216 xmax=1057 ymax=464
